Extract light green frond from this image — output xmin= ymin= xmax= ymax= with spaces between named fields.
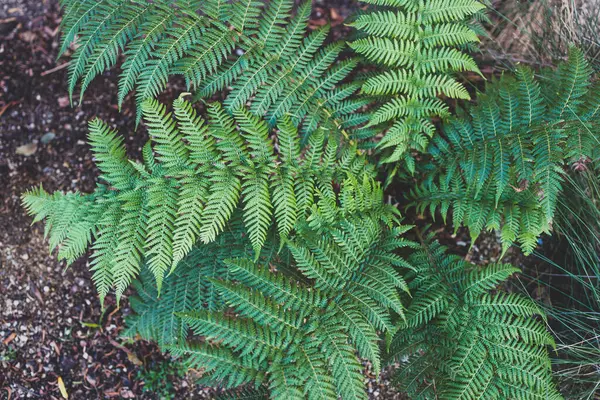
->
xmin=199 ymin=168 xmax=242 ymax=244
xmin=87 ymin=118 xmax=138 ymax=190
xmin=112 ymin=189 xmax=148 ymax=303
xmin=144 ymin=178 xmax=179 ymax=294
xmin=142 ymin=98 xmax=190 ymax=173
xmin=349 ymin=0 xmax=482 ymax=162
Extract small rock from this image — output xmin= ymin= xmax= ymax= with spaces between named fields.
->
xmin=57 ymin=96 xmax=69 ymax=108
xmin=40 ymin=132 xmax=56 ymax=144
xmin=120 ymin=389 xmax=135 ymax=399
xmin=15 ymin=142 xmax=38 ymax=156
xmin=19 ymin=31 xmax=36 ymax=42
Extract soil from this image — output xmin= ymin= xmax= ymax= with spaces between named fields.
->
xmin=0 ymin=1 xmax=409 ymax=399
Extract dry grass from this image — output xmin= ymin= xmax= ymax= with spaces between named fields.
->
xmin=484 ymin=0 xmax=600 ymax=69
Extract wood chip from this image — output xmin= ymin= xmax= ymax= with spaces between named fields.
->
xmin=127 ymin=352 xmax=143 ymax=367
xmin=57 ymin=377 xmax=68 ymax=399
xmin=50 ymin=341 xmax=61 ymax=356
xmin=3 ymin=332 xmax=16 ymax=345
xmin=15 ymin=142 xmax=38 ymax=156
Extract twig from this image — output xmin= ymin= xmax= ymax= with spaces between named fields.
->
xmin=40 ymin=62 xmax=70 ymax=77
xmin=109 ymin=339 xmax=132 ymax=355
xmin=0 ymin=100 xmax=20 ymax=118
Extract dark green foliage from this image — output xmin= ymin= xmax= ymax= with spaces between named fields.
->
xmin=349 ymin=0 xmax=485 ymax=169
xmin=137 ymin=358 xmax=187 ymax=399
xmin=22 ymin=98 xmax=373 ymax=303
xmin=58 ymin=0 xmax=364 ymax=135
xmin=411 ymin=48 xmax=600 ymax=254
xmin=161 ymin=179 xmax=417 ymax=399
xmin=389 ymin=233 xmax=561 ymax=399
xmin=123 ymin=218 xmax=253 ymax=347
xmin=217 ymin=387 xmax=271 ymax=400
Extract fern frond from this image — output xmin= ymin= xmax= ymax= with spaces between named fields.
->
xmin=169 ymin=341 xmax=265 ymax=388
xmin=179 ymin=311 xmax=285 ymax=362
xmin=120 ymin=178 xmax=413 ymax=399
xmin=135 ymin=15 xmax=207 ymax=123
xmin=389 ymin=238 xmax=561 ymax=399
xmin=350 ymin=0 xmax=483 ymax=164
xmin=87 ymin=118 xmax=138 ymax=190
xmin=415 ymin=52 xmax=600 ymax=254
xmin=25 ymin=98 xmax=377 ymax=301
xmin=117 ymin=11 xmax=174 ymax=107
xmin=144 ymin=178 xmax=179 ymax=293
xmin=199 ymin=168 xmax=242 ymax=244
xmin=319 ymin=325 xmax=367 ymax=400
xmin=59 ymin=0 xmax=357 ymax=136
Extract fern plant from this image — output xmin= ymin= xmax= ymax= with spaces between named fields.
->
xmin=123 ymin=216 xmax=254 ymax=347
xmin=134 ymin=178 xmax=416 ymax=399
xmin=22 ymin=98 xmax=374 ymax=303
xmin=58 ymin=0 xmax=365 ymax=136
xmin=411 ymin=48 xmax=600 ymax=254
xmin=348 ymin=0 xmax=486 ymax=170
xmin=19 ymin=1 xmax=573 ymax=398
xmin=389 ymin=232 xmax=562 ymax=399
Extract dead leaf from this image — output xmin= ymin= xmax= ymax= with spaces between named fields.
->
xmin=57 ymin=377 xmax=68 ymax=400
xmin=330 ymin=8 xmax=343 ymax=26
xmin=109 ymin=339 xmax=130 ymax=354
xmin=127 ymin=352 xmax=143 ymax=367
xmin=0 ymin=100 xmax=20 ymax=118
xmin=50 ymin=341 xmax=61 ymax=356
xmin=3 ymin=332 xmax=16 ymax=345
xmin=16 ymin=142 xmax=38 ymax=156
xmin=31 ymin=283 xmax=44 ymax=305
xmin=85 ymin=375 xmax=97 ymax=387
xmin=2 ymin=386 xmax=12 ymax=400
xmin=19 ymin=31 xmax=36 ymax=42
xmin=309 ymin=18 xmax=327 ymax=27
